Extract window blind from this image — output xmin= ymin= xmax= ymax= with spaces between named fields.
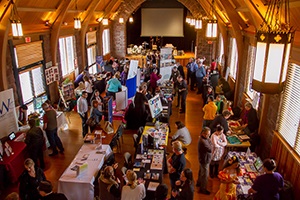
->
xmin=278 ymin=63 xmax=300 ymax=155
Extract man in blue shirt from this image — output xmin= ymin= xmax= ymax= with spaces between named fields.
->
xmin=195 ymin=58 xmax=206 ymax=94
xmin=189 ymin=58 xmax=198 ymax=91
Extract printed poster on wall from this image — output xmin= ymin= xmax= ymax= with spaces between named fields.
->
xmin=0 ymin=89 xmax=18 ymax=139
xmin=45 ymin=66 xmax=59 ymax=85
xmin=160 ymin=47 xmax=173 ymax=68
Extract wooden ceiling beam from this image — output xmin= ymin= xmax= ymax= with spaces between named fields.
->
xmin=50 ymin=0 xmax=73 ymax=65
xmin=104 ymin=0 xmax=120 ymax=18
xmin=17 ymin=7 xmax=103 ymax=14
xmin=0 ymin=0 xmax=11 ymax=22
xmin=79 ymin=0 xmax=106 ymax=68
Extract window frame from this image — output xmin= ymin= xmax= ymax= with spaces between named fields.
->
xmin=228 ymin=38 xmax=238 ymax=80
xmin=102 ymin=29 xmax=110 ymax=55
xmin=59 ymin=36 xmax=75 ymax=77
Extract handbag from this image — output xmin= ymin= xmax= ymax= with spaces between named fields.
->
xmin=86 ymin=117 xmax=96 ymax=127
xmin=104 ymin=121 xmax=114 ymax=134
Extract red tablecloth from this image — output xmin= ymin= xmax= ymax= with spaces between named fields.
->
xmin=0 ymin=141 xmax=27 ymax=183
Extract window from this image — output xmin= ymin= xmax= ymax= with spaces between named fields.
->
xmin=278 ymin=63 xmax=300 ymax=155
xmin=218 ymin=34 xmax=224 ymax=66
xmin=228 ymin=38 xmax=238 ymax=80
xmin=87 ymin=45 xmax=97 ymax=74
xmin=245 ymin=46 xmax=260 ymax=109
xmin=19 ymin=66 xmax=46 ymax=104
xmin=59 ymin=36 xmax=75 ymax=76
xmin=102 ymin=29 xmax=110 ymax=55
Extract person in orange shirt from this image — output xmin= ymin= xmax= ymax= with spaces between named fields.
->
xmin=203 ymin=95 xmax=218 ymax=128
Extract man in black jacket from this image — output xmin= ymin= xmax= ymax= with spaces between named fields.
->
xmin=196 ymin=127 xmax=212 ymax=195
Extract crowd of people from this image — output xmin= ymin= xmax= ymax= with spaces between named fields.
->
xmin=7 ymin=54 xmax=285 ymax=200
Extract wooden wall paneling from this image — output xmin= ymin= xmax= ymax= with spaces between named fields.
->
xmin=271 ymin=132 xmax=300 ymax=200
xmin=15 ymin=41 xmax=43 ymax=68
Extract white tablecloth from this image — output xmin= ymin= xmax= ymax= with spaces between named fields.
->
xmin=58 ymin=144 xmax=112 ymax=200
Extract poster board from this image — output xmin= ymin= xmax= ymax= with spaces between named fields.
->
xmin=115 ymin=86 xmax=128 ymax=111
xmin=0 ymin=89 xmax=18 ymax=139
xmin=160 ymin=47 xmax=173 ymax=68
xmin=45 ymin=66 xmax=59 ymax=85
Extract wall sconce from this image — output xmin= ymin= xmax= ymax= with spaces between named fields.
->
xmin=102 ymin=18 xmax=108 ymax=25
xmin=119 ymin=17 xmax=124 ymax=24
xmin=252 ymin=0 xmax=294 ymax=94
xmin=129 ymin=16 xmax=133 ymax=23
xmin=10 ymin=0 xmax=23 ymax=37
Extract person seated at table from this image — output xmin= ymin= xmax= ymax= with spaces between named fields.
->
xmin=4 ymin=192 xmax=19 ymax=200
xmin=214 ymin=155 xmax=241 ymax=200
xmin=18 ymin=104 xmax=28 ymax=126
xmin=210 ymin=110 xmax=232 ymax=135
xmin=98 ymin=165 xmax=121 ymax=200
xmin=155 ymin=183 xmax=168 ymax=200
xmin=203 ymin=95 xmax=218 ymax=128
xmin=90 ymin=89 xmax=104 ymax=112
xmin=240 ymin=102 xmax=259 ymax=135
xmin=171 ymin=121 xmax=192 ymax=150
xmin=210 ymin=125 xmax=227 ymax=178
xmin=215 ymin=95 xmax=224 ymax=114
xmin=248 ymin=158 xmax=284 ymax=200
xmin=38 ymin=180 xmax=68 ymax=200
xmin=19 ymin=158 xmax=46 ymax=200
xmin=168 ymin=141 xmax=186 ymax=189
xmin=25 ymin=119 xmax=45 ymax=169
xmin=89 ymin=100 xmax=103 ymax=132
xmin=106 ymin=72 xmax=122 ymax=100
xmin=121 ymin=170 xmax=146 ymax=200
xmin=218 ymin=77 xmax=232 ymax=100
xmin=174 ymin=168 xmax=194 ymax=200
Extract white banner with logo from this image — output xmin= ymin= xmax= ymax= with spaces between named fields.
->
xmin=0 ymin=89 xmax=18 ymax=138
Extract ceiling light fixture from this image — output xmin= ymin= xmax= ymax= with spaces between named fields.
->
xmin=10 ymin=0 xmax=23 ymax=37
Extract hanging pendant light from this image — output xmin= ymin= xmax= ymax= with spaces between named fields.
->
xmin=102 ymin=18 xmax=108 ymax=25
xmin=119 ymin=17 xmax=124 ymax=24
xmin=10 ymin=0 xmax=23 ymax=37
xmin=190 ymin=18 xmax=196 ymax=26
xmin=195 ymin=18 xmax=202 ymax=29
xmin=252 ymin=0 xmax=294 ymax=94
xmin=205 ymin=0 xmax=217 ymax=38
xmin=74 ymin=0 xmax=81 ymax=29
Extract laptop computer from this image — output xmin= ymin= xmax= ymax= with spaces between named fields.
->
xmin=244 ymin=157 xmax=263 ymax=172
xmin=8 ymin=132 xmax=16 ymax=141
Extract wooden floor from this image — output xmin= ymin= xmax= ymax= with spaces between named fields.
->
xmin=1 ymin=89 xmax=221 ymax=200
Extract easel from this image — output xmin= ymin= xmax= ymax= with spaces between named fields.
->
xmin=58 ymin=86 xmax=71 ymax=124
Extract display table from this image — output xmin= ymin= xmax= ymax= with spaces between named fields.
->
xmin=58 ymin=144 xmax=112 ymax=200
xmin=140 ymin=124 xmax=169 ymax=147
xmin=0 ymin=141 xmax=27 ymax=183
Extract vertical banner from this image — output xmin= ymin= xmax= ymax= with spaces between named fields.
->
xmin=0 ymin=89 xmax=18 ymax=138
xmin=160 ymin=47 xmax=173 ymax=68
xmin=96 ymin=56 xmax=103 ymax=73
xmin=126 ymin=60 xmax=139 ymax=98
xmin=107 ymin=97 xmax=113 ymax=124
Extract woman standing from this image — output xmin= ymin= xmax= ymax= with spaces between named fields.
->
xmin=210 ymin=125 xmax=227 ymax=178
xmin=98 ymin=166 xmax=121 ymax=200
xmin=248 ymin=159 xmax=284 ymax=200
xmin=214 ymin=156 xmax=240 ymax=200
xmin=149 ymin=69 xmax=160 ymax=95
xmin=19 ymin=158 xmax=46 ymax=200
xmin=84 ymin=75 xmax=93 ymax=105
xmin=175 ymin=168 xmax=194 ymax=200
xmin=121 ymin=170 xmax=146 ymax=200
xmin=106 ymin=72 xmax=122 ymax=100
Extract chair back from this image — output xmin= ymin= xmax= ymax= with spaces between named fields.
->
xmin=116 ymin=124 xmax=124 ymax=139
xmin=109 ymin=133 xmax=118 ymax=149
xmin=133 ymin=134 xmax=139 ymax=148
xmin=124 ymin=152 xmax=132 ymax=168
xmin=210 ymin=73 xmax=219 ymax=89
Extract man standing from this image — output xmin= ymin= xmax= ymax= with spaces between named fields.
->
xmin=195 ymin=59 xmax=206 ymax=95
xmin=202 ymin=96 xmax=218 ymax=128
xmin=42 ymin=103 xmax=64 ymax=156
xmin=189 ymin=58 xmax=197 ymax=91
xmin=25 ymin=119 xmax=45 ymax=168
xmin=177 ymin=75 xmax=188 ymax=113
xmin=197 ymin=127 xmax=212 ymax=195
xmin=77 ymin=91 xmax=89 ymax=137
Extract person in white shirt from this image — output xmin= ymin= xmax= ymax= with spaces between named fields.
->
xmin=171 ymin=121 xmax=192 ymax=147
xmin=121 ymin=170 xmax=146 ymax=200
xmin=77 ymin=91 xmax=89 ymax=137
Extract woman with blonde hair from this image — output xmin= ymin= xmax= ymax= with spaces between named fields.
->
xmin=19 ymin=158 xmax=46 ymax=200
xmin=121 ymin=170 xmax=146 ymax=200
xmin=99 ymin=166 xmax=121 ymax=200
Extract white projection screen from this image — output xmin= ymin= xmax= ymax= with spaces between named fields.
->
xmin=141 ymin=8 xmax=184 ymax=37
